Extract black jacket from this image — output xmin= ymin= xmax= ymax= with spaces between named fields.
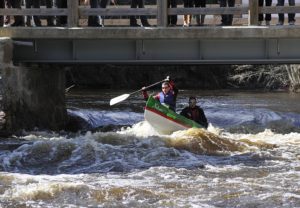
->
xmin=180 ymin=106 xmax=208 ymax=128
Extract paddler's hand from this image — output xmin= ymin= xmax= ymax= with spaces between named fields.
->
xmin=141 ymin=87 xmax=148 ymax=99
xmin=164 ymin=76 xmax=170 ymax=82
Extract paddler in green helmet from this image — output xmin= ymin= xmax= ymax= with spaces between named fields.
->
xmin=142 ymin=76 xmax=179 ymax=111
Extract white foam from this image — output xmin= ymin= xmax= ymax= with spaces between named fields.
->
xmin=118 ymin=121 xmax=160 ymax=137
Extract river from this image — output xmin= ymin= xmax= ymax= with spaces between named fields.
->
xmin=0 ymin=89 xmax=300 ymax=207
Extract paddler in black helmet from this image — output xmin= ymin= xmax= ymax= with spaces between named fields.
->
xmin=142 ymin=76 xmax=178 ymax=111
xmin=180 ymin=96 xmax=208 ymax=128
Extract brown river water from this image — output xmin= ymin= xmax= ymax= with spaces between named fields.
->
xmin=0 ymin=90 xmax=299 ymax=207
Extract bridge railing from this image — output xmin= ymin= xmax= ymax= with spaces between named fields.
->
xmin=0 ymin=0 xmax=300 ymax=27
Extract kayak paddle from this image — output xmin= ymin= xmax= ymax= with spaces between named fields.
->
xmin=109 ymin=78 xmax=167 ymax=106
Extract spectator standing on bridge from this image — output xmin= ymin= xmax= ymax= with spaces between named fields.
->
xmin=195 ymin=0 xmax=206 ymax=26
xmin=259 ymin=0 xmax=272 ymax=26
xmin=85 ymin=0 xmax=109 ymax=27
xmin=277 ymin=0 xmax=295 ymax=25
xmin=0 ymin=0 xmax=3 ymax=27
xmin=180 ymin=96 xmax=208 ymax=128
xmin=56 ymin=0 xmax=67 ymax=26
xmin=183 ymin=0 xmax=193 ymax=27
xmin=130 ymin=0 xmax=151 ymax=27
xmin=168 ymin=0 xmax=177 ymax=26
xmin=219 ymin=0 xmax=235 ymax=26
xmin=25 ymin=0 xmax=55 ymax=27
xmin=183 ymin=0 xmax=206 ymax=27
xmin=25 ymin=0 xmax=34 ymax=26
xmin=4 ymin=0 xmax=11 ymax=26
xmin=10 ymin=0 xmax=25 ymax=26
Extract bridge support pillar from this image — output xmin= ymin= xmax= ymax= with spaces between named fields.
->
xmin=0 ymin=38 xmax=67 ymax=132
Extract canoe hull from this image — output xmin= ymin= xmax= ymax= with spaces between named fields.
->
xmin=145 ymin=107 xmax=188 ymax=135
xmin=144 ymin=96 xmax=203 ymax=135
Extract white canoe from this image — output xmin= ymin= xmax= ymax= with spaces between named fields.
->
xmin=144 ymin=96 xmax=203 ymax=135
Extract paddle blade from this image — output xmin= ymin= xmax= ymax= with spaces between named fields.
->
xmin=110 ymin=94 xmax=130 ymax=106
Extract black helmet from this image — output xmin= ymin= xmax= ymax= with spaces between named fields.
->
xmin=189 ymin=96 xmax=196 ymax=101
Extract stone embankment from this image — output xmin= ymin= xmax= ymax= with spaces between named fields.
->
xmin=0 ymin=38 xmax=67 ymax=134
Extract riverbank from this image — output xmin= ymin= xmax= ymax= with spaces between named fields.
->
xmin=65 ymin=65 xmax=231 ymax=90
xmin=65 ymin=64 xmax=300 ymax=92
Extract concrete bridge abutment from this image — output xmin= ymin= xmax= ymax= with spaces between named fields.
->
xmin=0 ymin=38 xmax=67 ymax=132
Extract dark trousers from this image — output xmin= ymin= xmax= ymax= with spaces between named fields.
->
xmin=11 ymin=0 xmax=24 ymax=25
xmin=183 ymin=0 xmax=205 ymax=7
xmin=26 ymin=0 xmax=54 ymax=26
xmin=168 ymin=0 xmax=177 ymax=25
xmin=88 ymin=0 xmax=108 ymax=26
xmin=195 ymin=0 xmax=206 ymax=7
xmin=277 ymin=0 xmax=295 ymax=23
xmin=0 ymin=0 xmax=4 ymax=26
xmin=220 ymin=0 xmax=235 ymax=25
xmin=130 ymin=0 xmax=149 ymax=25
xmin=259 ymin=0 xmax=272 ymax=21
xmin=56 ymin=0 xmax=67 ymax=25
xmin=183 ymin=0 xmax=193 ymax=7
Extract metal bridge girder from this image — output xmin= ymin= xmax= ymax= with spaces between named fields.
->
xmin=13 ymin=38 xmax=300 ymax=64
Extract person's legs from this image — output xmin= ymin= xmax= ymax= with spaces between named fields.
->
xmin=99 ymin=0 xmax=108 ymax=26
xmin=138 ymin=0 xmax=150 ymax=26
xmin=11 ymin=0 xmax=25 ymax=26
xmin=45 ymin=0 xmax=54 ymax=26
xmin=0 ymin=0 xmax=4 ymax=26
xmin=288 ymin=0 xmax=295 ymax=24
xmin=265 ymin=0 xmax=272 ymax=23
xmin=258 ymin=0 xmax=264 ymax=22
xmin=227 ymin=0 xmax=235 ymax=25
xmin=219 ymin=0 xmax=227 ymax=25
xmin=32 ymin=0 xmax=41 ymax=26
xmin=25 ymin=0 xmax=32 ymax=26
xmin=194 ymin=0 xmax=200 ymax=25
xmin=167 ymin=0 xmax=171 ymax=25
xmin=100 ymin=0 xmax=108 ymax=8
xmin=186 ymin=0 xmax=193 ymax=26
xmin=88 ymin=0 xmax=101 ymax=26
xmin=277 ymin=0 xmax=284 ymax=24
xmin=200 ymin=0 xmax=205 ymax=25
xmin=130 ymin=0 xmax=139 ymax=26
xmin=56 ymin=0 xmax=67 ymax=26
xmin=169 ymin=0 xmax=177 ymax=25
xmin=4 ymin=0 xmax=11 ymax=25
xmin=183 ymin=0 xmax=189 ymax=26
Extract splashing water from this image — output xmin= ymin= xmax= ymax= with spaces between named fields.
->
xmin=166 ymin=128 xmax=246 ymax=155
xmin=0 ymin=90 xmax=300 ymax=207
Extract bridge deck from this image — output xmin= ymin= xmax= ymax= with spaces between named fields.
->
xmin=1 ymin=26 xmax=300 ymax=39
xmin=2 ymin=26 xmax=300 ymax=64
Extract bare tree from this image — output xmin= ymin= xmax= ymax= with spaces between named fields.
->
xmin=229 ymin=65 xmax=290 ymax=90
xmin=286 ymin=65 xmax=300 ymax=92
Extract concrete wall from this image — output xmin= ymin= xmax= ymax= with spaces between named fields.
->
xmin=0 ymin=38 xmax=67 ymax=132
xmin=0 ymin=38 xmax=13 ymax=132
xmin=0 ymin=38 xmax=12 ymax=65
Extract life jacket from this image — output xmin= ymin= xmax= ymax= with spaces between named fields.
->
xmin=180 ymin=106 xmax=208 ymax=128
xmin=185 ymin=107 xmax=198 ymax=121
xmin=159 ymin=91 xmax=176 ymax=111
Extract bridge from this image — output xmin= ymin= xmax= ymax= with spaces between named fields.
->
xmin=1 ymin=1 xmax=300 ymax=64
